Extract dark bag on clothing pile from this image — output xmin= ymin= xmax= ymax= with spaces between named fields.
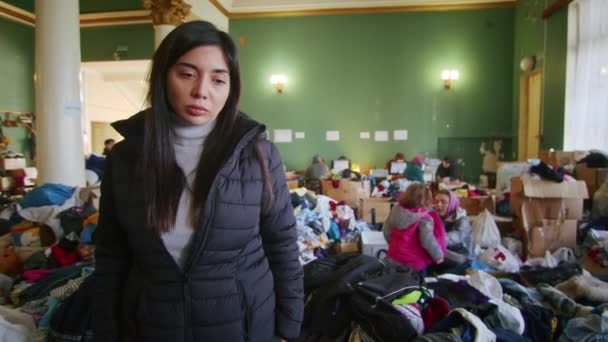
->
xmin=349 ymin=264 xmax=423 ymax=342
xmin=530 ymin=161 xmax=565 ymax=183
xmin=48 ymin=276 xmax=94 ymax=342
xmin=58 ymin=203 xmax=97 ymax=236
xmin=519 ymin=262 xmax=582 ymax=286
xmin=302 ymin=254 xmax=383 ymax=338
xmin=577 ymin=152 xmax=608 ymax=168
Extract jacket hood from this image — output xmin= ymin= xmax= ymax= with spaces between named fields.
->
xmin=394 ymin=206 xmax=430 ymax=229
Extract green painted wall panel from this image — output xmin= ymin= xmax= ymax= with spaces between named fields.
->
xmin=512 ymin=0 xmax=568 ymax=153
xmin=543 ymin=8 xmax=568 ymax=150
xmin=231 ymin=9 xmax=515 ymax=176
xmin=0 ymin=17 xmax=34 ymax=163
xmin=81 ymin=24 xmax=154 ymax=61
xmin=3 ymin=0 xmax=142 ymax=14
xmin=79 ymin=0 xmax=142 ymax=13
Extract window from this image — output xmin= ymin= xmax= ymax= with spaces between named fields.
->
xmin=564 ymin=0 xmax=608 ymax=151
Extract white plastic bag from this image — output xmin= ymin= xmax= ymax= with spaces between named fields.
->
xmin=472 ymin=209 xmax=501 ymax=249
xmin=501 ymin=237 xmax=523 ymax=257
xmin=479 ymin=245 xmax=521 ymax=273
xmin=468 ymin=270 xmax=503 ymax=301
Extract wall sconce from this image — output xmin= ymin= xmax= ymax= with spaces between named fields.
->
xmin=441 ymin=69 xmax=460 ymax=90
xmin=270 ymin=74 xmax=287 ymax=93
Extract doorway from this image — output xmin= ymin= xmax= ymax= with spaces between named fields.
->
xmin=518 ymin=70 xmax=543 ymax=160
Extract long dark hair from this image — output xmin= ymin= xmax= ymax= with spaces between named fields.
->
xmin=144 ymin=21 xmax=267 ymax=233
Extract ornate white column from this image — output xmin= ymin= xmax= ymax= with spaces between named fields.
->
xmin=34 ymin=0 xmax=86 ymax=186
xmin=143 ymin=0 xmax=192 ymax=48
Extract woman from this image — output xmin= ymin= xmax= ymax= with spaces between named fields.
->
xmin=435 ymin=157 xmax=457 ymax=182
xmin=434 ymin=190 xmax=473 ymax=263
xmin=305 ymin=154 xmax=330 ymax=181
xmin=92 ymin=21 xmax=303 ymax=341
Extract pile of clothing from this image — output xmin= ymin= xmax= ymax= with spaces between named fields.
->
xmin=299 ymin=254 xmax=608 ymax=341
xmin=290 ymin=188 xmax=371 ymax=265
xmin=0 ymin=183 xmax=99 ymax=340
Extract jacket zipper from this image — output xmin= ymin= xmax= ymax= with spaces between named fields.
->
xmin=181 ymin=124 xmax=263 ymax=341
xmin=236 ymin=277 xmax=249 ymax=340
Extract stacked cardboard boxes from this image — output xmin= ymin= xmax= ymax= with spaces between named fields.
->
xmin=321 ymin=179 xmax=371 ymax=208
xmin=510 ymin=177 xmax=588 ymax=257
xmin=359 ymin=197 xmax=394 ymax=224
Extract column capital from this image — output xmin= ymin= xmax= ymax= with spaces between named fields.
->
xmin=142 ymin=0 xmax=191 ymax=26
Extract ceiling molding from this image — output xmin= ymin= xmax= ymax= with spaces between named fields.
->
xmin=0 ymin=1 xmax=152 ymax=27
xmin=209 ymin=0 xmax=516 ymax=18
xmin=0 ymin=1 xmax=34 ymax=26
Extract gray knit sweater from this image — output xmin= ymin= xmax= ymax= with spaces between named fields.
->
xmin=161 ymin=118 xmax=216 ymax=268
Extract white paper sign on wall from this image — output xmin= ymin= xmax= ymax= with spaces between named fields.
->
xmin=326 ymin=131 xmax=340 ymax=141
xmin=394 ymin=130 xmax=408 ymax=141
xmin=360 ymin=132 xmax=371 ymax=139
xmin=374 ymin=131 xmax=389 ymax=142
xmin=273 ymin=129 xmax=292 ymax=143
xmin=294 ymin=132 xmax=305 ymax=139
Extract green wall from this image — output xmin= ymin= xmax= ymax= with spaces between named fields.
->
xmin=512 ymin=0 xmax=569 ymax=152
xmin=3 ymin=0 xmax=142 ymax=14
xmin=0 ymin=17 xmax=34 ymax=162
xmin=81 ymin=24 xmax=154 ymax=61
xmin=231 ymin=8 xmax=515 ymax=176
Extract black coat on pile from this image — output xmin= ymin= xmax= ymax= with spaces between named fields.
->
xmin=91 ymin=111 xmax=303 ymax=341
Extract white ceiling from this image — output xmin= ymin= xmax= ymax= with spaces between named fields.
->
xmin=215 ymin=0 xmax=514 ymax=12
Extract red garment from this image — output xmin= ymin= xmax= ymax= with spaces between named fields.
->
xmin=22 ymin=269 xmax=54 ymax=283
xmin=51 ymin=245 xmax=78 ymax=266
xmin=422 ymin=296 xmax=450 ymax=332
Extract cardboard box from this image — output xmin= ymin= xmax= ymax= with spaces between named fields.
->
xmin=539 ymin=150 xmax=588 ymax=168
xmin=460 ymin=196 xmax=495 ymax=216
xmin=0 ymin=157 xmax=26 ymax=170
xmin=522 ymin=201 xmax=577 ymax=257
xmin=496 ymin=162 xmax=530 ymax=193
xmin=360 ymin=198 xmax=394 ymax=223
xmin=510 ymin=177 xmax=588 ymax=220
xmin=0 ymin=177 xmax=15 ymax=191
xmin=361 ymin=231 xmax=388 ymax=258
xmin=493 ymin=215 xmax=514 ymax=236
xmin=321 ymin=179 xmax=371 ymax=208
xmin=334 ymin=241 xmax=360 ymax=254
xmin=575 ymin=166 xmax=608 ymax=197
xmin=286 ymin=180 xmax=299 ymax=190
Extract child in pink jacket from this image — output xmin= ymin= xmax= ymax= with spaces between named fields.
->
xmin=383 ymin=184 xmax=446 ymax=273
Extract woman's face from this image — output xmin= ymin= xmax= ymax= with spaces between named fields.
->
xmin=167 ymin=45 xmax=231 ymax=126
xmin=434 ymin=193 xmax=450 ymax=217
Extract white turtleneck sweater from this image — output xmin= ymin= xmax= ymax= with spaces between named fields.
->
xmin=161 ymin=118 xmax=216 ymax=269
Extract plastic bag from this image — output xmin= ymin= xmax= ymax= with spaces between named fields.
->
xmin=468 ymin=270 xmax=503 ymax=301
xmin=502 ymin=237 xmax=523 ymax=257
xmin=472 ymin=209 xmax=501 ymax=249
xmin=479 ymin=245 xmax=521 ymax=273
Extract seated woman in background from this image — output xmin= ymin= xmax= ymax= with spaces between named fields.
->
xmin=384 ymin=152 xmax=405 ymax=170
xmin=434 ymin=190 xmax=473 ymax=264
xmin=403 ymin=155 xmax=425 ymax=183
xmin=435 ymin=157 xmax=458 ymax=182
xmin=305 ymin=154 xmax=330 ymax=180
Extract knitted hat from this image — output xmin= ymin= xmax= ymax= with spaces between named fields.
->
xmin=412 ymin=155 xmax=425 ymax=167
xmin=421 ymin=296 xmax=450 ymax=332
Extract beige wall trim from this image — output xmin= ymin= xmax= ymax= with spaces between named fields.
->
xmin=209 ymin=0 xmax=516 ymax=19
xmin=209 ymin=0 xmax=231 ymax=17
xmin=0 ymin=2 xmax=152 ymax=27
xmin=0 ymin=1 xmax=34 ymax=26
xmin=80 ymin=10 xmax=152 ymax=27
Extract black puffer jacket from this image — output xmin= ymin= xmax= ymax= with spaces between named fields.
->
xmin=92 ymin=112 xmax=303 ymax=341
